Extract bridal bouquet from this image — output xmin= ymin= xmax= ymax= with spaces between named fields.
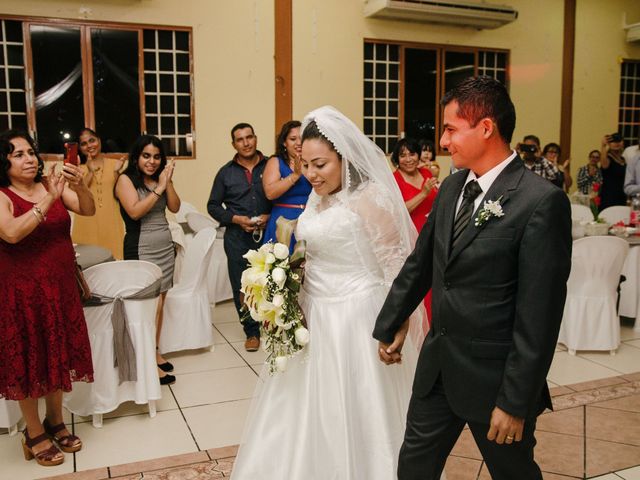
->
xmin=240 ymin=241 xmax=309 ymax=374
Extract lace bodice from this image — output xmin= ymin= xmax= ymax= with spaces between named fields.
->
xmin=295 ymin=182 xmax=410 ymax=298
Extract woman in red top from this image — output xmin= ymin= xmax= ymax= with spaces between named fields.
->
xmin=392 ymin=138 xmax=438 ymax=232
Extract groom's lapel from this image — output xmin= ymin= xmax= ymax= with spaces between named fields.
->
xmin=447 ymin=158 xmax=524 ymax=265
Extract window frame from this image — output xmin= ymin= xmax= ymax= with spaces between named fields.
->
xmin=619 ymin=58 xmax=640 ymax=147
xmin=0 ymin=13 xmax=195 ymax=160
xmin=364 ymin=38 xmax=510 ymax=155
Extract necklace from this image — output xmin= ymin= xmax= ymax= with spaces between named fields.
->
xmin=93 ymin=165 xmax=104 ymax=208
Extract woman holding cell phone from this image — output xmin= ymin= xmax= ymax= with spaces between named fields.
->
xmin=71 ymin=128 xmax=125 ymax=258
xmin=115 ymin=135 xmax=181 ymax=385
xmin=0 ymin=130 xmax=95 ymax=467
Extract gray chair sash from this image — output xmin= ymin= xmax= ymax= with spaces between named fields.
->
xmin=85 ymin=279 xmax=162 ymax=384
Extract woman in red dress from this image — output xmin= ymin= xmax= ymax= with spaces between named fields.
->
xmin=392 ymin=138 xmax=438 ymax=232
xmin=0 ymin=131 xmax=95 ymax=466
xmin=392 ymin=138 xmax=438 ymax=323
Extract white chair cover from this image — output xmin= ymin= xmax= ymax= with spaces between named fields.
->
xmin=0 ymin=399 xmax=22 ymax=435
xmin=169 ymin=220 xmax=187 ymax=282
xmin=185 ymin=212 xmax=232 ymax=303
xmin=186 ymin=211 xmax=219 ymax=232
xmin=558 ymin=236 xmax=629 ymax=353
xmin=211 ymin=238 xmax=234 ymax=302
xmin=159 ymin=228 xmax=217 ymax=354
xmin=63 ymin=261 xmax=163 ymax=427
xmin=599 ymin=206 xmax=631 ymax=225
xmin=175 ymin=201 xmax=198 ymax=223
xmin=570 ymin=204 xmax=592 ymax=222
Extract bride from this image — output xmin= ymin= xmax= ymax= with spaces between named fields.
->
xmin=230 ymin=106 xmax=429 ymax=479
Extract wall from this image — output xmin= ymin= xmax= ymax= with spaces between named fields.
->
xmin=572 ymin=0 xmax=640 ymax=177
xmin=0 ymin=0 xmax=275 ymax=211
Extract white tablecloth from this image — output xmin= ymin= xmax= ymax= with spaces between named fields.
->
xmin=618 ymin=237 xmax=640 ymax=332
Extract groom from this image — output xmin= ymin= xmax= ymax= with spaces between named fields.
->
xmin=373 ymin=76 xmax=572 ymax=479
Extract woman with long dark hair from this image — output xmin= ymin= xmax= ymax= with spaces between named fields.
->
xmin=262 ymin=120 xmax=312 ymax=251
xmin=115 ymin=135 xmax=180 ymax=385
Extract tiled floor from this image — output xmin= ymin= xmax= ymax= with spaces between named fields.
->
xmin=1 ymin=302 xmax=639 ymax=480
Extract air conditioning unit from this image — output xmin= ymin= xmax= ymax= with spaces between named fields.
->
xmin=364 ymin=0 xmax=518 ymax=30
xmin=625 ymin=23 xmax=640 ymax=42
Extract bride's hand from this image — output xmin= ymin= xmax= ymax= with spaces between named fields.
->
xmin=378 ymin=318 xmax=409 ymax=365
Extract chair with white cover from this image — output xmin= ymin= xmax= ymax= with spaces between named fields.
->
xmin=174 ymin=201 xmax=198 ymax=223
xmin=558 ymin=236 xmax=629 ymax=355
xmin=186 ymin=211 xmax=219 ymax=232
xmin=570 ymin=204 xmax=593 ymax=222
xmin=159 ymin=227 xmax=216 ymax=354
xmin=599 ymin=206 xmax=631 ymax=225
xmin=169 ymin=220 xmax=187 ymax=282
xmin=0 ymin=399 xmax=22 ymax=436
xmin=186 ymin=212 xmax=229 ymax=303
xmin=63 ymin=261 xmax=163 ymax=428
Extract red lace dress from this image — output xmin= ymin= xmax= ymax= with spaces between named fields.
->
xmin=0 ymin=187 xmax=93 ymax=400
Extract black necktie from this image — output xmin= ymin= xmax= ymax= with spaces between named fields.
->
xmin=452 ymin=180 xmax=483 ymax=248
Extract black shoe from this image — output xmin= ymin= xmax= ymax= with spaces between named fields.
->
xmin=159 ymin=374 xmax=176 ymax=386
xmin=158 ymin=361 xmax=174 ymax=373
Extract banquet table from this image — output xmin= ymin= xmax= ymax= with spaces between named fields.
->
xmin=617 ymin=235 xmax=640 ymax=332
xmin=75 ymin=244 xmax=115 ymax=270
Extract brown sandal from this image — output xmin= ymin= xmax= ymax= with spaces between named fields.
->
xmin=22 ymin=429 xmax=64 ymax=466
xmin=43 ymin=418 xmax=83 ymax=453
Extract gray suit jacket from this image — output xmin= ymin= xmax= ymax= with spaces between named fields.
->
xmin=373 ymin=157 xmax=572 ymax=423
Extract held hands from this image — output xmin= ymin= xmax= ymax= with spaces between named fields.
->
xmin=486 ymin=406 xmax=525 ymax=445
xmin=378 ymin=318 xmax=410 ymax=365
xmin=234 ymin=215 xmax=257 ymax=233
xmin=293 ymin=153 xmax=302 ymax=176
xmin=41 ymin=164 xmax=66 ymax=200
xmin=157 ymin=160 xmax=175 ymax=192
xmin=423 ymin=177 xmax=438 ymax=194
xmin=61 ymin=163 xmax=86 ymax=192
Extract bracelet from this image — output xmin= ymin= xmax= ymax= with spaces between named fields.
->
xmin=33 ymin=205 xmax=46 ymax=221
xmin=32 ymin=207 xmax=43 ymax=223
xmin=152 ymin=190 xmax=162 ymax=197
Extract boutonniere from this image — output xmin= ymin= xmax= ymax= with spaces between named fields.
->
xmin=475 ymin=195 xmax=505 ymax=227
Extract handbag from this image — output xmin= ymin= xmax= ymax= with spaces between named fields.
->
xmin=74 ymin=262 xmax=92 ymax=302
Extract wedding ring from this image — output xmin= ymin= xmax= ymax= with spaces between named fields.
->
xmin=506 ymin=435 xmax=514 ymax=440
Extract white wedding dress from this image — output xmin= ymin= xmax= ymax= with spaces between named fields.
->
xmin=231 ymin=184 xmax=420 ymax=480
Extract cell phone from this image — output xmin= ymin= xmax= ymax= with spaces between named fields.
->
xmin=64 ymin=142 xmax=79 ymax=166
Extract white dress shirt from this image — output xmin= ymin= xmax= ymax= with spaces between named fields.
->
xmin=455 ymin=150 xmax=518 ymax=215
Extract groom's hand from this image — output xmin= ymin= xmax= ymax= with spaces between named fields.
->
xmin=487 ymin=407 xmax=524 ymax=445
xmin=378 ymin=319 xmax=410 ymax=365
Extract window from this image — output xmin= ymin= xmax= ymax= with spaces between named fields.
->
xmin=619 ymin=59 xmax=640 ymax=146
xmin=363 ymin=40 xmax=509 ymax=154
xmin=0 ymin=19 xmax=28 ymax=132
xmin=0 ymin=16 xmax=195 ymax=158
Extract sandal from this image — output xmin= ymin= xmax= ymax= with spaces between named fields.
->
xmin=43 ymin=418 xmax=83 ymax=453
xmin=22 ymin=429 xmax=64 ymax=466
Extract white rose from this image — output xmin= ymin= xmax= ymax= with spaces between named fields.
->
xmin=271 ymin=267 xmax=287 ymax=288
xmin=294 ymin=327 xmax=310 ymax=346
xmin=272 ymin=294 xmax=285 ymax=308
xmin=265 ymin=252 xmax=276 ymax=265
xmin=273 ymin=243 xmax=289 ymax=260
xmin=275 ymin=356 xmax=288 ymax=372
